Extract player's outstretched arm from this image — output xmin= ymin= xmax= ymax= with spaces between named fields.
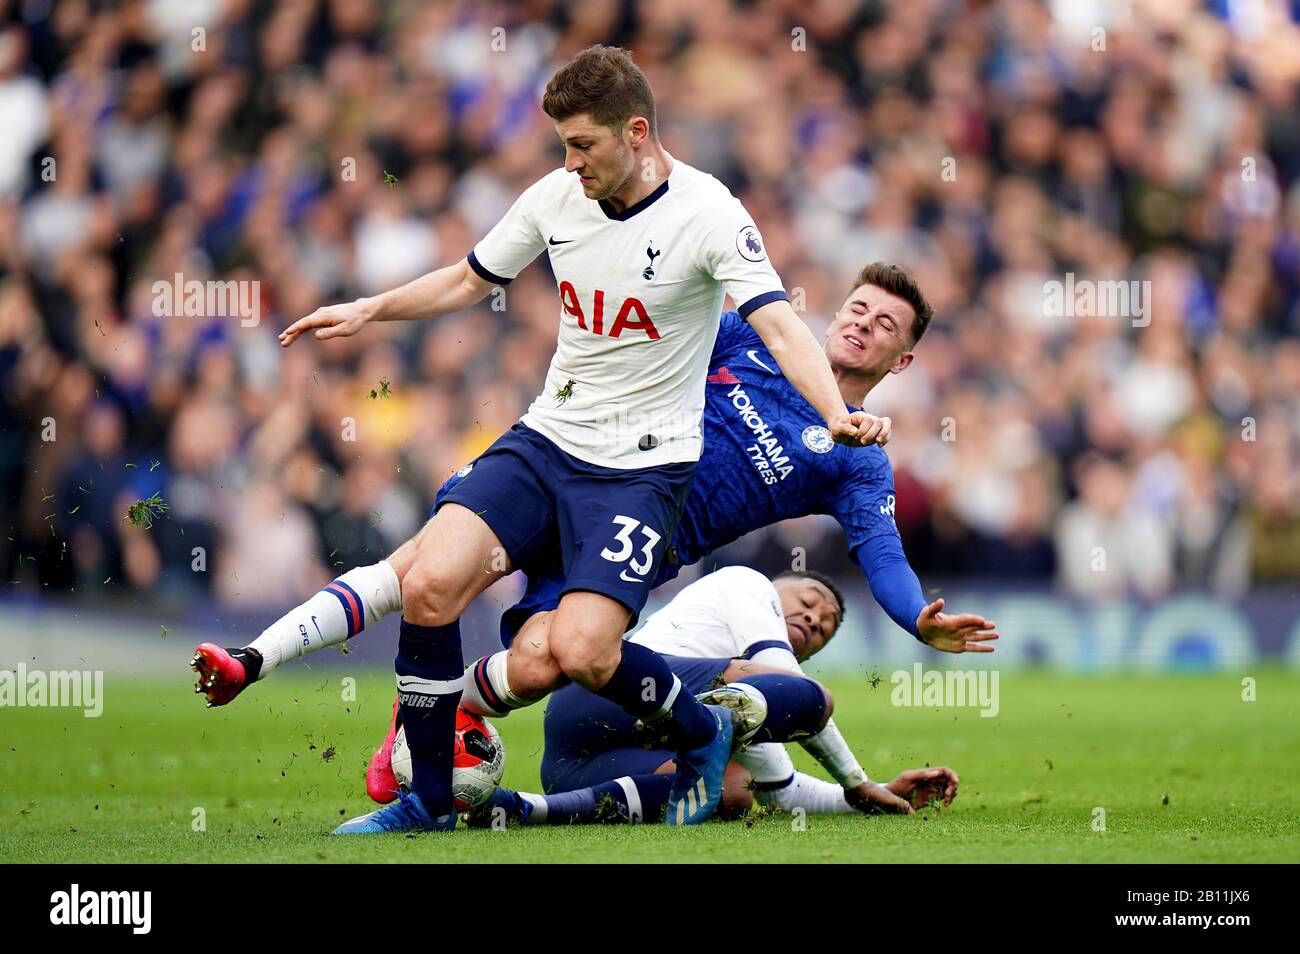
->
xmin=279 ymin=257 xmax=494 ymax=347
xmin=745 ymin=298 xmax=883 ymax=447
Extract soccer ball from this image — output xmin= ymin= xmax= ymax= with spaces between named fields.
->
xmin=391 ymin=708 xmax=505 ymax=810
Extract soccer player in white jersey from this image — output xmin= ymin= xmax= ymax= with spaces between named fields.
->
xmin=192 ymin=45 xmax=884 ymax=833
xmin=467 ymin=566 xmax=960 ymax=826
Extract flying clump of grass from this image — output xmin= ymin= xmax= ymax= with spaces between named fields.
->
xmin=126 ymin=492 xmax=169 ymax=529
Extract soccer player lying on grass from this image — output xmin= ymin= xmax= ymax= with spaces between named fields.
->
xmin=194 ymin=261 xmax=994 ymax=803
xmin=461 ymin=566 xmax=958 ymax=825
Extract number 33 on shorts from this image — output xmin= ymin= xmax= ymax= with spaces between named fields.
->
xmin=600 ymin=515 xmax=662 ymax=583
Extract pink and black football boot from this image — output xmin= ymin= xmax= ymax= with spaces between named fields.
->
xmin=365 ymin=694 xmax=402 ymax=804
xmin=190 ymin=643 xmax=262 ymax=707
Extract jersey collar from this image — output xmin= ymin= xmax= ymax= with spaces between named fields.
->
xmin=599 ymin=178 xmax=670 ymax=221
xmin=598 ymin=152 xmax=675 ymax=221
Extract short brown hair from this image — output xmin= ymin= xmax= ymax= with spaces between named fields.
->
xmin=850 ymin=262 xmax=934 ymax=345
xmin=542 ymin=45 xmax=657 ymax=137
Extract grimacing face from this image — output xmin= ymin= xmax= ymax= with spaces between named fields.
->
xmin=554 ymin=113 xmax=641 ymax=202
xmin=775 ymin=576 xmax=843 ymax=661
xmin=824 ymin=282 xmax=918 ymax=379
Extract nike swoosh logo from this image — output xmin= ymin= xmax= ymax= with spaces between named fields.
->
xmin=746 ymin=349 xmax=776 ymax=373
xmin=311 ymin=615 xmax=321 ymax=637
xmin=619 ymin=569 xmax=646 ymax=584
xmin=548 ymin=236 xmax=574 ymax=245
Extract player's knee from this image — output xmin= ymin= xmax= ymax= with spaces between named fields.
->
xmin=550 ymin=621 xmax=620 ymax=689
xmin=508 ymin=658 xmax=563 ymax=699
xmin=383 ymin=534 xmax=421 ymax=584
xmin=506 ymin=635 xmax=565 ymax=699
xmin=817 ymin=682 xmax=834 ymax=729
xmin=401 ymin=562 xmax=466 ymax=626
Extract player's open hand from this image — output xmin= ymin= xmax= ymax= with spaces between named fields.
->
xmin=279 ymin=298 xmax=375 ymax=348
xmin=844 ymin=780 xmax=914 ymax=815
xmin=829 ymin=411 xmax=892 ymax=448
xmin=915 ymin=598 xmax=999 ymax=654
xmin=887 ymin=767 xmax=959 ymax=809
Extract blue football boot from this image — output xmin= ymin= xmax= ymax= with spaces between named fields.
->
xmin=331 ymin=789 xmax=456 ymax=835
xmin=664 ymin=705 xmax=733 ymax=826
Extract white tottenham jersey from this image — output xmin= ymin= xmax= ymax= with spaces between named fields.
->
xmin=631 ymin=566 xmax=798 ymax=662
xmin=468 ymin=157 xmax=787 ymax=468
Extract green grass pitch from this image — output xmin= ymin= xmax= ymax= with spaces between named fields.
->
xmin=2 ymin=668 xmax=1298 ymax=863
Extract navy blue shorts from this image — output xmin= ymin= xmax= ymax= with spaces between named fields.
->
xmin=495 ymin=547 xmax=689 ymax=647
xmin=430 ymin=475 xmax=685 ymax=647
xmin=436 ymin=422 xmax=694 ymax=629
xmin=540 ymin=654 xmax=732 ymax=793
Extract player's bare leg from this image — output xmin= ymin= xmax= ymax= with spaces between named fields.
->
xmin=398 ymin=503 xmax=511 ymax=626
xmin=546 ymin=591 xmax=629 ymax=689
xmin=380 ymin=521 xmax=426 ymax=582
xmin=504 ymin=611 xmax=563 ymax=698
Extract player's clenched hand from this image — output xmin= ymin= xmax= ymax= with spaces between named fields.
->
xmin=915 ymin=598 xmax=999 ymax=654
xmin=853 ymin=411 xmax=891 ymax=446
xmin=279 ymin=298 xmax=375 ymax=348
xmin=844 ymin=780 xmax=914 ymax=815
xmin=887 ymin=767 xmax=959 ymax=809
xmin=829 ymin=411 xmax=891 ymax=448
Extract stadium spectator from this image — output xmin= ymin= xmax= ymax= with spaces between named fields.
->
xmin=2 ymin=0 xmax=1298 ymax=609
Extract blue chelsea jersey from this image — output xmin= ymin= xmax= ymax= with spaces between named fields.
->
xmin=668 ymin=311 xmax=901 ymax=574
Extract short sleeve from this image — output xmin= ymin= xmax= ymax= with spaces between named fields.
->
xmin=699 ymin=197 xmax=787 ymax=319
xmin=704 ymin=566 xmax=791 ymax=658
xmin=829 ymin=449 xmax=903 ymax=556
xmin=468 ymin=175 xmax=552 ymax=285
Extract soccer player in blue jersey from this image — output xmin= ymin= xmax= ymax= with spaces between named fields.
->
xmin=449 ymin=261 xmax=999 ymax=723
xmin=192 ymin=46 xmax=880 ymax=833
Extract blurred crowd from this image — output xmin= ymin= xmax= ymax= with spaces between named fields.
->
xmin=2 ymin=0 xmax=1299 ymax=612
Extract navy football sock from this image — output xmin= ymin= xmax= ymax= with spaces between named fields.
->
xmin=535 ymin=774 xmax=674 ymax=825
xmin=736 ymin=672 xmax=828 ymax=743
xmin=395 ymin=618 xmax=464 ymax=818
xmin=595 ymin=641 xmax=716 ymax=750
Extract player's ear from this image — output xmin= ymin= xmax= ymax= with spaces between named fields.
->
xmin=889 ymin=352 xmax=914 ymax=375
xmin=626 ymin=115 xmax=650 ymax=146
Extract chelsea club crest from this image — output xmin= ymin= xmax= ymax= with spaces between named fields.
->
xmin=801 ymin=426 xmax=834 ymax=454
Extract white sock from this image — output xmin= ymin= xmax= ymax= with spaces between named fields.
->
xmin=247 ymin=561 xmax=402 ymax=677
xmin=460 ymin=651 xmax=536 ymax=717
xmin=519 ymin=792 xmax=547 ymax=824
